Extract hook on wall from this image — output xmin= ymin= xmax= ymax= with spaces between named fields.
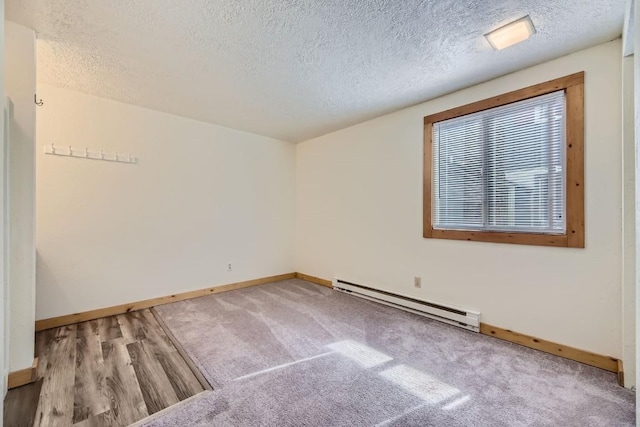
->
xmin=44 ymin=143 xmax=137 ymax=164
xmin=34 ymin=94 xmax=44 ymax=106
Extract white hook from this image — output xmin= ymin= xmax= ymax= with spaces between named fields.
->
xmin=68 ymin=145 xmax=72 ymax=155
xmin=100 ymin=149 xmax=104 ymax=159
xmin=51 ymin=142 xmax=55 ymax=154
xmin=85 ymin=147 xmax=89 ymax=158
xmin=128 ymin=153 xmax=132 ymax=163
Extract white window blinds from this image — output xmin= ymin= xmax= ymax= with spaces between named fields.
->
xmin=432 ymin=90 xmax=566 ymax=234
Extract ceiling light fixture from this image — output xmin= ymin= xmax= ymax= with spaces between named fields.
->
xmin=485 ymin=15 xmax=536 ymax=50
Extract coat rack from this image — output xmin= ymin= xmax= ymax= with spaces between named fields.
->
xmin=44 ymin=143 xmax=137 ymax=164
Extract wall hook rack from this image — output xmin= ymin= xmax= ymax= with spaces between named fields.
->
xmin=34 ymin=94 xmax=44 ymax=106
xmin=44 ymin=143 xmax=137 ymax=164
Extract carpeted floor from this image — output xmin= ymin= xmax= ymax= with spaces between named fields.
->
xmin=143 ymin=279 xmax=635 ymax=426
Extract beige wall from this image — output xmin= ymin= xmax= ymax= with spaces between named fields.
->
xmin=622 ymin=54 xmax=635 ymax=388
xmin=6 ymin=20 xmax=36 ymax=372
xmin=36 ymin=85 xmax=296 ymax=320
xmin=633 ymin=0 xmax=640 ymax=411
xmin=296 ymin=40 xmax=623 ymax=357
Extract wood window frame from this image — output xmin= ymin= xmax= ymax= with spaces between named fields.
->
xmin=423 ymin=72 xmax=585 ymax=248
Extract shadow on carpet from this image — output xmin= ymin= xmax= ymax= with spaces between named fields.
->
xmin=142 ymin=279 xmax=635 ymax=426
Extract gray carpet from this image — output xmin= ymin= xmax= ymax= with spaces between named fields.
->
xmin=144 ymin=279 xmax=635 ymax=426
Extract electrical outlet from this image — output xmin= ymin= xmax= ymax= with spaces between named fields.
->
xmin=227 ymin=263 xmax=232 ymax=271
xmin=414 ymin=276 xmax=421 ymax=288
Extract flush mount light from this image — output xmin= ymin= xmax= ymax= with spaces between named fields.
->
xmin=485 ymin=15 xmax=536 ymax=50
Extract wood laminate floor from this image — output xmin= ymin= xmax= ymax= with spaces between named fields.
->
xmin=3 ymin=309 xmax=205 ymax=427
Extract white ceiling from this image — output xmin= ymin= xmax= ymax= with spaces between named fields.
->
xmin=6 ymin=1 xmax=624 ymax=142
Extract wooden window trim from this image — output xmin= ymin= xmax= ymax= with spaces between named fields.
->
xmin=423 ymin=72 xmax=585 ymax=248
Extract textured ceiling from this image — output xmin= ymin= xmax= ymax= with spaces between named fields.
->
xmin=6 ymin=0 xmax=624 ymax=142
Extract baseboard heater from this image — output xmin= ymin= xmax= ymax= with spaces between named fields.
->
xmin=332 ymin=278 xmax=480 ymax=332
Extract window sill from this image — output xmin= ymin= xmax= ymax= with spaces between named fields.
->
xmin=423 ymin=228 xmax=583 ymax=248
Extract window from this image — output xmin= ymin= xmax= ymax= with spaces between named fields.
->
xmin=423 ymin=73 xmax=584 ymax=247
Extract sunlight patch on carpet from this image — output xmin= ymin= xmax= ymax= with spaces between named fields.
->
xmin=326 ymin=340 xmax=393 ymax=368
xmin=233 ymin=351 xmax=336 ymax=381
xmin=442 ymin=394 xmax=471 ymax=410
xmin=380 ymin=364 xmax=460 ymax=404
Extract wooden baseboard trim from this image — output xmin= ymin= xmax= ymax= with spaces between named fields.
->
xmin=295 ymin=272 xmax=333 ymax=288
xmin=295 ymin=273 xmax=620 ymax=374
xmin=8 ymin=358 xmax=38 ymax=389
xmin=35 ymin=273 xmax=296 ymax=331
xmin=34 ymin=271 xmax=620 ymax=377
xmin=479 ymin=323 xmax=618 ymax=373
xmin=617 ymin=359 xmax=624 ymax=386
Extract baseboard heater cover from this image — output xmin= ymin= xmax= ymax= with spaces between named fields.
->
xmin=332 ymin=278 xmax=480 ymax=332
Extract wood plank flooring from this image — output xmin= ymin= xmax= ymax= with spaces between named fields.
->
xmin=3 ymin=309 xmax=204 ymax=427
xmin=3 ymin=379 xmax=43 ymax=427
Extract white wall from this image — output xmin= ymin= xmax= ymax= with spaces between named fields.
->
xmin=0 ymin=1 xmax=7 ymax=409
xmin=6 ymin=21 xmax=36 ymax=372
xmin=297 ymin=40 xmax=623 ymax=358
xmin=36 ymin=85 xmax=296 ymax=320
